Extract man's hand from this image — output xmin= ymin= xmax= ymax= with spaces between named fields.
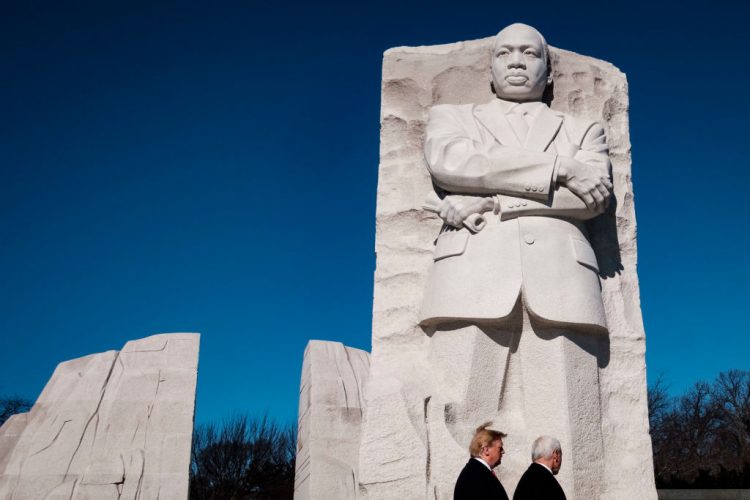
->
xmin=557 ymin=157 xmax=612 ymax=213
xmin=438 ymin=195 xmax=494 ymax=228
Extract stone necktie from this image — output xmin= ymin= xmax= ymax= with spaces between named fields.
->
xmin=507 ymin=106 xmax=530 ymax=144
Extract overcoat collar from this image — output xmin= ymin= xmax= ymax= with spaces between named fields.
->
xmin=473 ymin=98 xmax=563 ymax=152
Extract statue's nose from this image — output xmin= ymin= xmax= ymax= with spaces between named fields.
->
xmin=508 ymin=50 xmax=524 ymax=68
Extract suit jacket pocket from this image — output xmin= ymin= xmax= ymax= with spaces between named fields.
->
xmin=434 ymin=229 xmax=469 ymax=261
xmin=570 ymin=235 xmax=599 ymax=272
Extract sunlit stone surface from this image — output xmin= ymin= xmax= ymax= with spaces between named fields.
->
xmin=294 ymin=341 xmax=370 ymax=500
xmin=0 ymin=333 xmax=199 ymax=499
xmin=296 ymin=26 xmax=655 ymax=500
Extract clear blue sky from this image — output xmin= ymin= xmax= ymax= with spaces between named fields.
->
xmin=2 ymin=0 xmax=748 ymax=426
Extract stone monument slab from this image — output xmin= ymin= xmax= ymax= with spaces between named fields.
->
xmin=295 ymin=23 xmax=655 ymax=500
xmin=0 ymin=333 xmax=199 ymax=500
xmin=294 ymin=340 xmax=370 ymax=500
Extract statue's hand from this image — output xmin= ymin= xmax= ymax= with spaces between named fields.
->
xmin=438 ymin=195 xmax=494 ymax=228
xmin=557 ymin=157 xmax=612 ymax=213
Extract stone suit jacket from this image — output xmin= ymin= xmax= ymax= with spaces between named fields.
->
xmin=512 ymin=462 xmax=567 ymax=500
xmin=454 ymin=458 xmax=509 ymax=500
xmin=419 ymin=98 xmax=609 ymax=331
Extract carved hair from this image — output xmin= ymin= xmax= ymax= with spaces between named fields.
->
xmin=468 ymin=421 xmax=507 ymax=457
xmin=492 ymin=23 xmax=553 ymax=81
xmin=490 ymin=23 xmax=552 ymax=91
xmin=531 ymin=435 xmax=561 ymax=461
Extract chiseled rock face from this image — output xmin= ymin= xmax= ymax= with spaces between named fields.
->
xmin=355 ymin=36 xmax=656 ymax=500
xmin=294 ymin=341 xmax=370 ymax=500
xmin=0 ymin=333 xmax=199 ymax=500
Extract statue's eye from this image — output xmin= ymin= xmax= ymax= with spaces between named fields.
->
xmin=496 ymin=50 xmax=510 ymax=57
xmin=524 ymin=50 xmax=538 ymax=58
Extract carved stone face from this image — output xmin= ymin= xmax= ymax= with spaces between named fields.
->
xmin=491 ymin=23 xmax=551 ymax=102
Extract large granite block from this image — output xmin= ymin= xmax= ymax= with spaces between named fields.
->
xmin=0 ymin=333 xmax=199 ymax=499
xmin=294 ymin=26 xmax=655 ymax=500
xmin=356 ymin=34 xmax=655 ymax=500
xmin=294 ymin=341 xmax=370 ymax=500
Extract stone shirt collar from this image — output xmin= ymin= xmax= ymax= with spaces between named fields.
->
xmin=494 ymin=98 xmax=546 ymax=119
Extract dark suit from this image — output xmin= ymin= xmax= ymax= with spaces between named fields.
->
xmin=513 ymin=462 xmax=566 ymax=500
xmin=454 ymin=458 xmax=509 ymax=500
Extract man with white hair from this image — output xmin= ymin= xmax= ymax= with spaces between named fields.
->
xmin=513 ymin=436 xmax=566 ymax=500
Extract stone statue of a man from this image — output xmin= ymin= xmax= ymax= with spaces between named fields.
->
xmin=420 ymin=23 xmax=612 ymax=497
xmin=421 ymin=22 xmax=612 ymax=327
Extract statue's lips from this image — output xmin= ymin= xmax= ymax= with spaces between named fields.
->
xmin=505 ymin=75 xmax=528 ymax=85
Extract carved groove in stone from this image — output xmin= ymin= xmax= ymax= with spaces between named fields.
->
xmin=0 ymin=333 xmax=199 ymax=500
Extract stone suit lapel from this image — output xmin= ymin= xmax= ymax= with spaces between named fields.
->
xmin=525 ymin=105 xmax=563 ymax=152
xmin=473 ymin=100 xmax=522 ymax=148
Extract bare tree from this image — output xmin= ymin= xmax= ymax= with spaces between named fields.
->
xmin=674 ymin=381 xmax=722 ymax=478
xmin=649 ymin=375 xmax=673 ymax=484
xmin=711 ymin=370 xmax=750 ymax=472
xmin=648 ymin=374 xmax=671 ymax=430
xmin=651 ymin=380 xmax=720 ymax=484
xmin=190 ymin=414 xmax=296 ymax=499
xmin=649 ymin=370 xmax=750 ymax=488
xmin=0 ymin=395 xmax=33 ymax=427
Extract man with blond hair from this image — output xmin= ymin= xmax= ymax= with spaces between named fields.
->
xmin=454 ymin=422 xmax=509 ymax=500
xmin=513 ymin=436 xmax=566 ymax=500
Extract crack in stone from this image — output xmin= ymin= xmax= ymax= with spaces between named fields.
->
xmin=28 ymin=419 xmax=71 ymax=458
xmin=342 ymin=347 xmax=364 ymax=417
xmin=332 ymin=348 xmax=350 ymax=409
xmin=424 ymin=396 xmax=432 ymax=490
xmin=64 ymin=351 xmax=120 ymax=479
xmin=91 ymin=413 xmax=100 ymax=449
xmin=2 ymin=335 xmax=197 ymax=500
xmin=117 ymin=453 xmax=126 ymax=487
xmin=68 ymin=478 xmax=78 ymax=500
xmin=12 ymin=419 xmax=72 ymax=497
xmin=497 ymin=332 xmax=517 ymax=411
xmin=363 ymin=476 xmax=411 ymax=486
xmin=127 ymin=343 xmax=168 ymax=353
xmin=134 ymin=369 xmax=162 ymax=498
xmin=154 ymin=370 xmax=164 ymax=402
xmin=134 ymin=449 xmax=145 ymax=500
xmin=131 ymin=421 xmax=140 ymax=444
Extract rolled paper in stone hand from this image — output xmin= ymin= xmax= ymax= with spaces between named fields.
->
xmin=422 ymin=191 xmax=486 ymax=233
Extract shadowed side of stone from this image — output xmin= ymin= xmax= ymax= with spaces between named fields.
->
xmin=294 ymin=340 xmax=370 ymax=500
xmin=0 ymin=333 xmax=199 ymax=500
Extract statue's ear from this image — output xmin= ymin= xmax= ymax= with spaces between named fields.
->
xmin=547 ymin=73 xmax=553 ymax=85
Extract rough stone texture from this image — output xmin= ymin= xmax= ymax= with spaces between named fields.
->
xmin=294 ymin=341 xmax=370 ymax=500
xmin=0 ymin=333 xmax=199 ymax=500
xmin=658 ymin=492 xmax=750 ymax=500
xmin=355 ymin=36 xmax=656 ymax=500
